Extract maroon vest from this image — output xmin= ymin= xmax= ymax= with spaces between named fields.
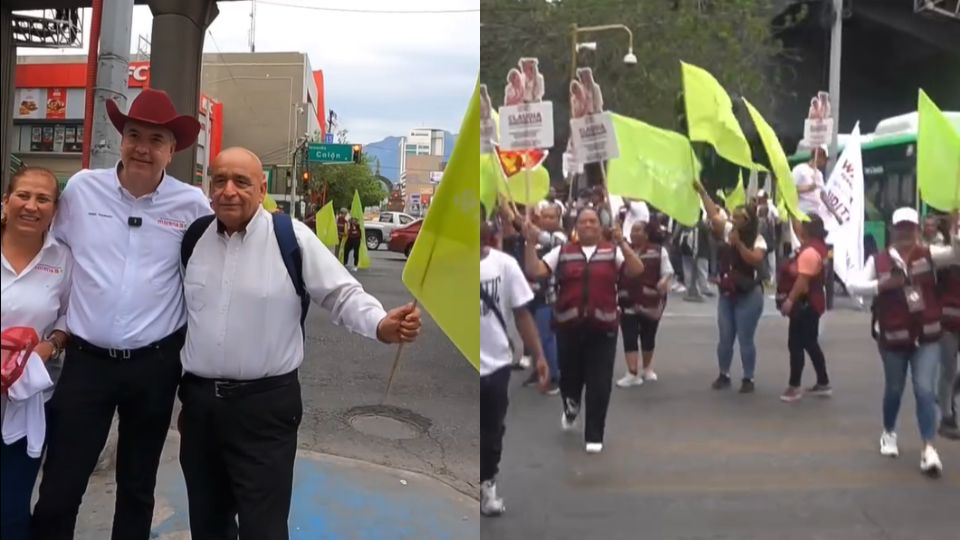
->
xmin=553 ymin=241 xmax=619 ymax=332
xmin=717 ymin=237 xmax=759 ymax=296
xmin=938 ymin=264 xmax=960 ymax=333
xmin=618 ymin=243 xmax=665 ymax=321
xmin=873 ymin=247 xmax=942 ymax=349
xmin=776 ymin=239 xmax=828 ymax=315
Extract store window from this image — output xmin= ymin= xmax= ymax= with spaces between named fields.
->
xmin=16 ymin=123 xmax=83 ymax=153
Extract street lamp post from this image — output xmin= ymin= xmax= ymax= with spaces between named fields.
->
xmin=569 ymin=23 xmax=636 ymax=81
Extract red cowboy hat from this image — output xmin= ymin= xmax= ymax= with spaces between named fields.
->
xmin=106 ymin=88 xmax=201 ymax=152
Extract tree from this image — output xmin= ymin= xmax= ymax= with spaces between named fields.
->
xmin=480 ymin=0 xmax=804 ymax=181
xmin=307 ymin=153 xmax=386 ymax=210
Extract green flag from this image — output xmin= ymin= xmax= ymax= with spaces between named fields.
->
xmin=719 ymin=171 xmax=746 ymax=210
xmin=338 ymin=190 xmax=371 ymax=269
xmin=263 ymin=193 xmax=278 ymax=212
xmin=480 ymin=152 xmax=499 ymax=218
xmin=681 ymin=61 xmax=756 ymax=170
xmin=918 ymin=89 xmax=960 ymax=211
xmin=741 ymin=97 xmax=806 ymax=220
xmin=315 ymin=202 xmax=338 ymax=248
xmin=606 ymin=113 xmax=702 ymax=227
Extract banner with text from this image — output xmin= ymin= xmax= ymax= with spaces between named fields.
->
xmin=822 ymin=123 xmax=865 ymax=286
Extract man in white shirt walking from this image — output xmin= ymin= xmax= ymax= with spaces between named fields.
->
xmin=32 ymin=89 xmax=213 ymax=540
xmin=178 ymin=147 xmax=422 ymax=540
xmin=792 ymin=145 xmax=828 ymax=217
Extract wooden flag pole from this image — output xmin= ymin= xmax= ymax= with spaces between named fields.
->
xmin=382 ymin=299 xmax=418 ymax=403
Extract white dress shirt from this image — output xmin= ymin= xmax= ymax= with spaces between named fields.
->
xmin=53 ymin=166 xmax=212 ymax=349
xmin=181 ymin=208 xmax=388 ymax=380
xmin=846 ymin=240 xmax=958 ymax=298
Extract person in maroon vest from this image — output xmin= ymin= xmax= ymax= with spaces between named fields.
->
xmin=930 ymin=213 xmax=960 ymax=440
xmin=615 ymin=220 xmax=674 ymax=388
xmin=776 ymin=215 xmax=832 ymax=402
xmin=522 ymin=207 xmax=645 ymax=453
xmin=694 ymin=181 xmax=768 ymax=394
xmin=847 ymin=207 xmax=958 ymax=476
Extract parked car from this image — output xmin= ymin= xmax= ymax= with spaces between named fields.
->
xmin=364 ymin=211 xmax=416 ymax=250
xmin=388 ymin=219 xmax=422 ymax=258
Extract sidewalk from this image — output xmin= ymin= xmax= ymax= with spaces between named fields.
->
xmin=69 ymin=431 xmax=479 ymax=540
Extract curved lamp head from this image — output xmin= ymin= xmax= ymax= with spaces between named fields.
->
xmin=623 ymin=49 xmax=638 ymax=65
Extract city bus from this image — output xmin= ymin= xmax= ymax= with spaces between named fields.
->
xmin=788 ymin=111 xmax=960 ymax=250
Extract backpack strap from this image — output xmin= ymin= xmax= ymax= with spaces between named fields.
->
xmin=272 ymin=213 xmax=311 ymax=334
xmin=181 ymin=215 xmax=216 ymax=269
xmin=480 ymin=286 xmax=514 ymax=354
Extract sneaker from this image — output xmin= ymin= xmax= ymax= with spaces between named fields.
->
xmin=739 ymin=379 xmax=755 ymax=394
xmin=806 ymin=384 xmax=833 ymax=397
xmin=779 ymin=386 xmax=803 ymax=402
xmin=702 ymin=289 xmax=716 ymax=298
xmin=880 ymin=431 xmax=899 ymax=458
xmin=561 ymin=399 xmax=579 ymax=431
xmin=939 ymin=417 xmax=960 ymax=440
xmin=711 ymin=373 xmax=732 ymax=390
xmin=920 ymin=445 xmax=943 ymax=477
xmin=480 ymin=479 xmax=505 ymax=516
xmin=616 ymin=372 xmax=644 ymax=388
xmin=642 ymin=369 xmax=658 ymax=382
xmin=585 ymin=442 xmax=603 ymax=454
xmin=545 ymin=382 xmax=560 ymax=396
xmin=518 ymin=355 xmax=532 ymax=370
xmin=561 ymin=410 xmax=577 ymax=431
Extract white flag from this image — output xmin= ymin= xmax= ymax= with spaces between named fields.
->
xmin=821 ymin=123 xmax=865 ymax=286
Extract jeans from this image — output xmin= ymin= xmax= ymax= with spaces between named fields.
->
xmin=717 ymin=287 xmax=765 ymax=380
xmin=480 ymin=366 xmax=511 ymax=482
xmin=682 ymin=256 xmax=710 ymax=297
xmin=1 ymin=437 xmax=43 ymax=540
xmin=534 ymin=304 xmax=559 ymax=383
xmin=938 ymin=331 xmax=960 ymax=421
xmin=879 ymin=342 xmax=940 ymax=442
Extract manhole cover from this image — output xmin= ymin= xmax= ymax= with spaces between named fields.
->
xmin=345 ymin=405 xmax=431 ymax=440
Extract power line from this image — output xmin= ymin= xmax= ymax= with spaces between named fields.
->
xmin=257 ymin=1 xmax=478 ymax=14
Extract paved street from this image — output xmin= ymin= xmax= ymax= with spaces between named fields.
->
xmin=482 ymin=294 xmax=960 ymax=540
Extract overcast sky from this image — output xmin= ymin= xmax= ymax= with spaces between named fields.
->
xmin=18 ymin=0 xmax=479 ymax=144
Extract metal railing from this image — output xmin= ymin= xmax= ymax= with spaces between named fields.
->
xmin=10 ymin=8 xmax=83 ymax=48
xmin=915 ymin=0 xmax=960 ymax=20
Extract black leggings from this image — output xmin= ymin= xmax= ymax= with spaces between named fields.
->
xmin=557 ymin=327 xmax=618 ymax=444
xmin=620 ymin=313 xmax=660 ymax=353
xmin=480 ymin=366 xmax=511 ymax=482
xmin=788 ymin=304 xmax=829 ymax=387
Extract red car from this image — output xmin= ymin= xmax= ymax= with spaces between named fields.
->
xmin=388 ymin=219 xmax=422 ymax=258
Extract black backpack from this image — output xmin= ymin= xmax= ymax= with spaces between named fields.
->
xmin=181 ymin=213 xmax=310 ymax=334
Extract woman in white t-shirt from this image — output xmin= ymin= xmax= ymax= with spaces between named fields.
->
xmin=479 ymin=216 xmax=547 ymax=517
xmin=694 ymin=181 xmax=767 ymax=394
xmin=1 ymin=167 xmax=71 ymax=540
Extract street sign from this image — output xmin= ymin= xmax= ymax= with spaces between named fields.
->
xmin=308 ymin=143 xmax=354 ymax=163
xmin=324 ymin=133 xmax=334 ymax=144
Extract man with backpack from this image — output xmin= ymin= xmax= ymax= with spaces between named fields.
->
xmin=178 ymin=147 xmax=422 ymax=539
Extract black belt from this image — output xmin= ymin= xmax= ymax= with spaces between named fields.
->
xmin=71 ymin=328 xmax=186 ymax=360
xmin=182 ymin=369 xmax=298 ymax=399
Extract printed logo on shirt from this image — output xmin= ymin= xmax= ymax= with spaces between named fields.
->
xmin=157 ymin=217 xmax=188 ymax=231
xmin=87 ymin=211 xmax=113 ymax=219
xmin=34 ymin=263 xmax=63 ymax=275
xmin=481 ymin=276 xmax=502 ymax=317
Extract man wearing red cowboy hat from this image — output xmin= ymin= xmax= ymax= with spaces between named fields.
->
xmin=32 ymin=89 xmax=213 ymax=540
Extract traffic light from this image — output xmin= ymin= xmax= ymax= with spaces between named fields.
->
xmin=352 ymin=144 xmax=362 ymax=164
xmin=302 ymin=171 xmax=310 ymax=184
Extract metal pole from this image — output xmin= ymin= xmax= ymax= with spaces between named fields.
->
xmin=569 ymin=23 xmax=578 ymax=82
xmin=827 ymin=0 xmax=842 ymax=173
xmin=90 ymin=0 xmax=134 ymax=169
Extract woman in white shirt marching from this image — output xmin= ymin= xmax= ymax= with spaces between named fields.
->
xmin=1 ymin=167 xmax=71 ymax=540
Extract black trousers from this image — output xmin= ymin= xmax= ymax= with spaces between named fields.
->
xmin=620 ymin=313 xmax=660 ymax=353
xmin=31 ymin=330 xmax=185 ymax=540
xmin=480 ymin=366 xmax=511 ymax=483
xmin=557 ymin=326 xmax=618 ymax=443
xmin=178 ymin=371 xmax=302 ymax=540
xmin=788 ymin=304 xmax=829 ymax=387
xmin=342 ymin=237 xmax=361 ymax=266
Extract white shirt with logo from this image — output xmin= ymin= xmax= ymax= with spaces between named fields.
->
xmin=53 ymin=166 xmax=212 ymax=349
xmin=480 ymin=249 xmax=533 ymax=376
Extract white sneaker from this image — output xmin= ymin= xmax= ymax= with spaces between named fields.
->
xmin=642 ymin=369 xmax=658 ymax=382
xmin=616 ymin=372 xmax=644 ymax=388
xmin=561 ymin=410 xmax=576 ymax=431
xmin=920 ymin=446 xmax=943 ymax=477
xmin=480 ymin=480 xmax=505 ymax=516
xmin=519 ymin=355 xmax=532 ymax=369
xmin=880 ymin=431 xmax=899 ymax=458
xmin=585 ymin=442 xmax=603 ymax=454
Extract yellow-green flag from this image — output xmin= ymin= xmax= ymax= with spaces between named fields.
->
xmin=499 ymin=166 xmax=550 ymax=207
xmin=681 ymin=61 xmax=756 ymax=170
xmin=315 ymin=202 xmax=338 ymax=248
xmin=719 ymin=172 xmax=747 ymax=210
xmin=263 ymin=193 xmax=278 ymax=212
xmin=480 ymin=153 xmax=499 ymax=218
xmin=402 ymin=80 xmax=480 ymax=371
xmin=918 ymin=89 xmax=960 ymax=211
xmin=606 ymin=113 xmax=702 ymax=227
xmin=741 ymin=97 xmax=807 ymax=220
xmin=338 ymin=190 xmax=371 ymax=269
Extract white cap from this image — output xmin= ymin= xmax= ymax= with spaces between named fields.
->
xmin=892 ymin=207 xmax=919 ymax=225
xmin=817 ymin=144 xmax=829 ymax=158
xmin=756 ymin=189 xmax=768 ymax=198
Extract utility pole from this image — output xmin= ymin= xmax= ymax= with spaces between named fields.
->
xmin=90 ymin=0 xmax=134 ymax=169
xmin=827 ymin=0 xmax=842 ymax=173
xmin=249 ymin=0 xmax=256 ymax=53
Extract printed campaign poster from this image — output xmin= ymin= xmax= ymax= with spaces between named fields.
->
xmin=569 ymin=67 xmax=618 ymax=164
xmin=802 ymin=91 xmax=834 ymax=146
xmin=822 ymin=123 xmax=865 ymax=286
xmin=498 ymin=58 xmax=554 ymax=150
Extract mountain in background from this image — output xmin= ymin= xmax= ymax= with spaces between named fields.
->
xmin=363 ymin=131 xmax=457 ymax=184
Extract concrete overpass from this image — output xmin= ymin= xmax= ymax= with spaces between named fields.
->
xmin=1 ymin=0 xmax=242 ymax=191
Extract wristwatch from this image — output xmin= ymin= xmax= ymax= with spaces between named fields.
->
xmin=43 ymin=333 xmax=65 ymax=359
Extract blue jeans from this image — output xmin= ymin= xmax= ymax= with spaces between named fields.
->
xmin=717 ymin=287 xmax=765 ymax=380
xmin=879 ymin=342 xmax=940 ymax=442
xmin=534 ymin=304 xmax=559 ymax=383
xmin=1 ymin=437 xmax=43 ymax=540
